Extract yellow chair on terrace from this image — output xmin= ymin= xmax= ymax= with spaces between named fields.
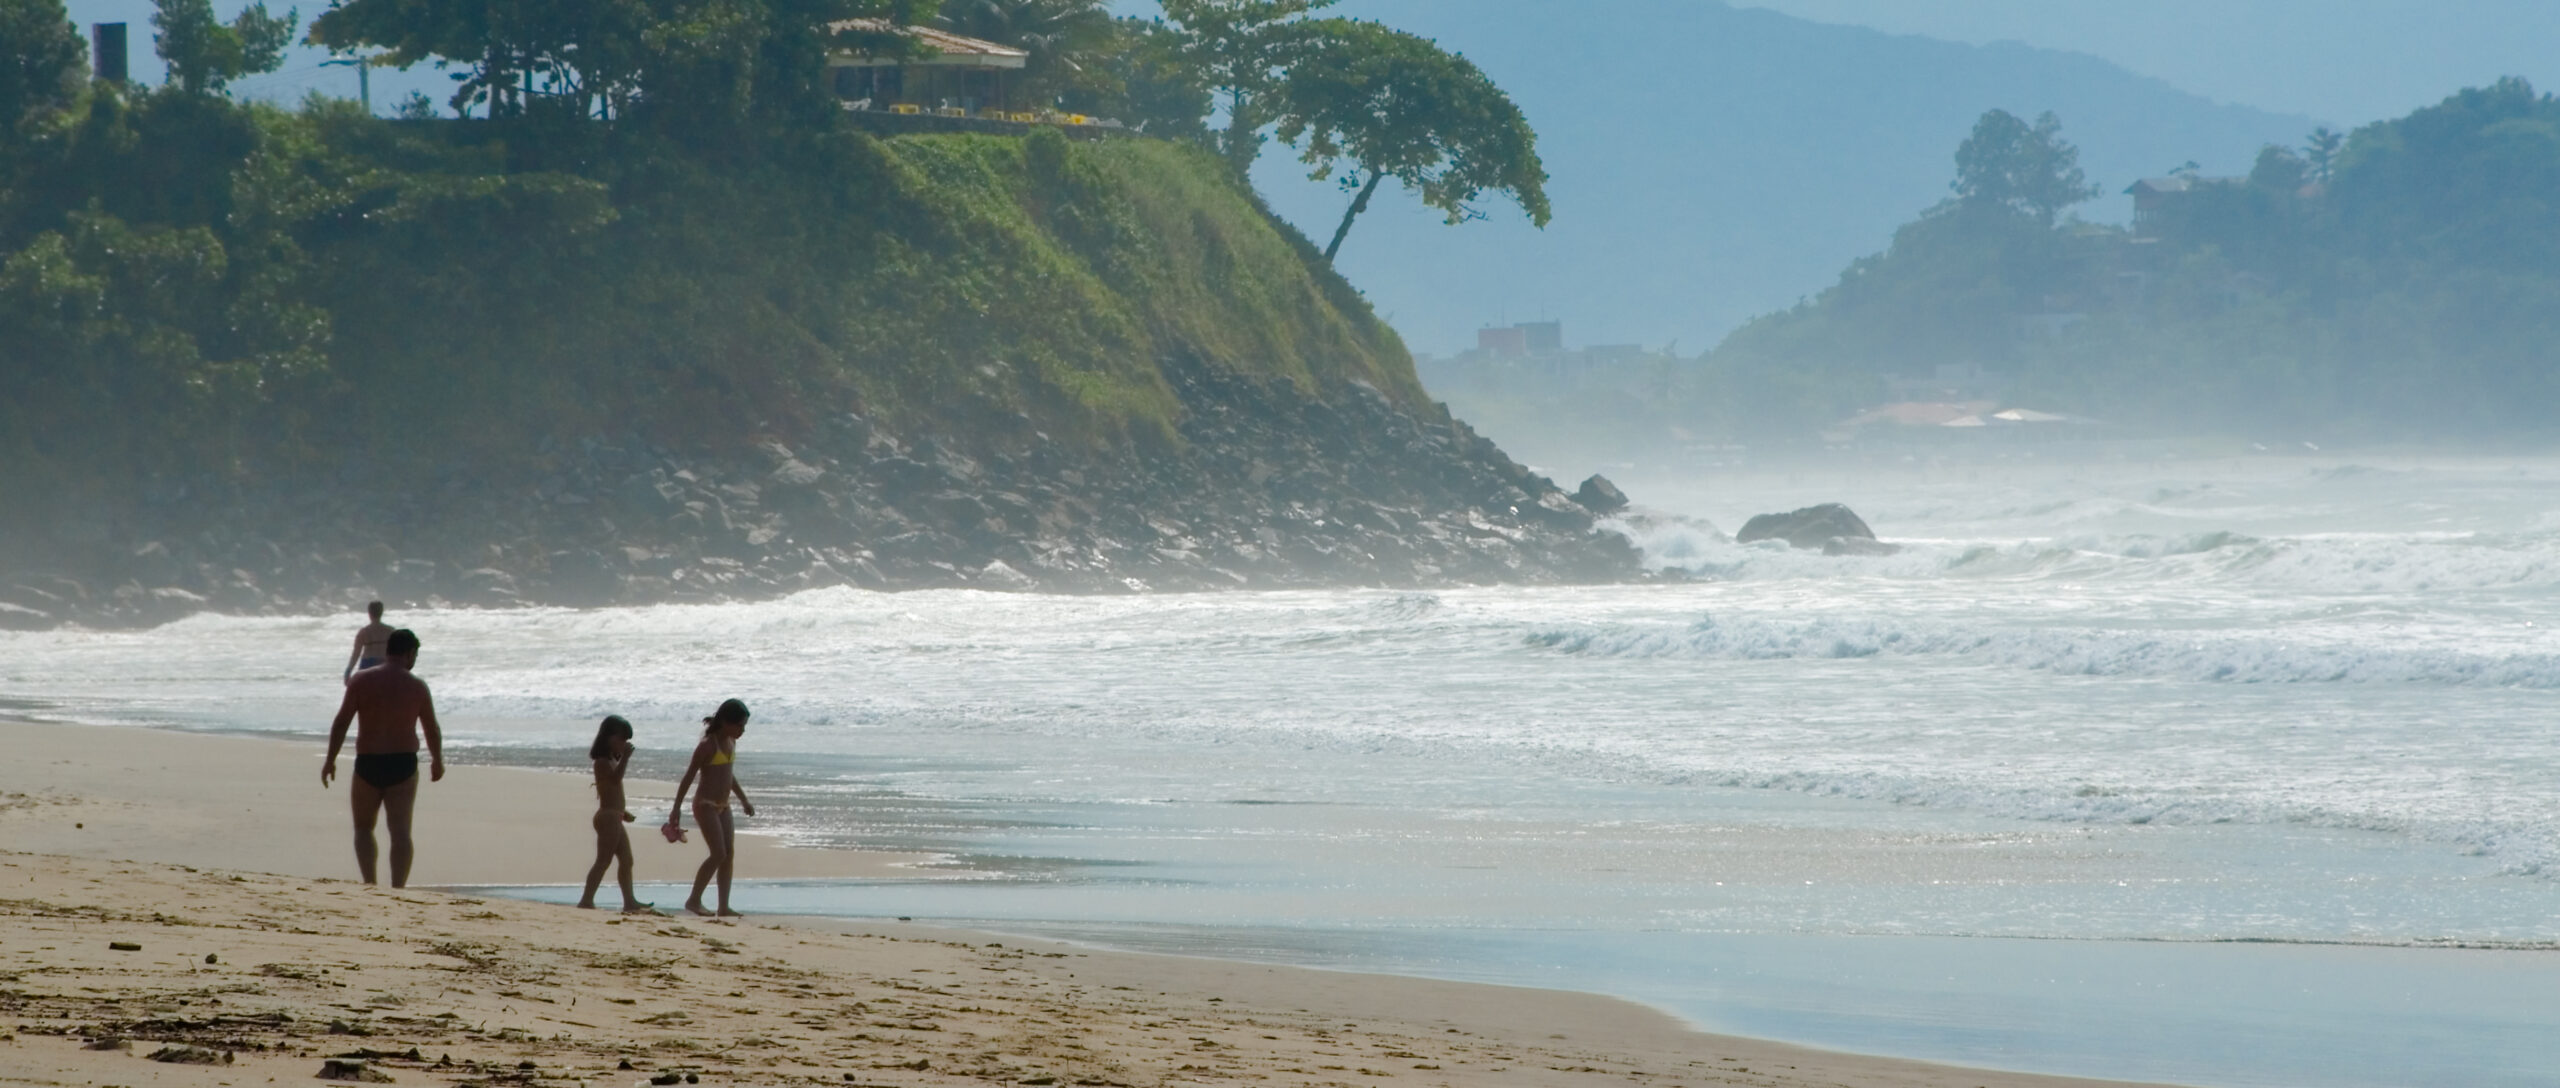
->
xmin=890 ymin=103 xmax=922 ymax=115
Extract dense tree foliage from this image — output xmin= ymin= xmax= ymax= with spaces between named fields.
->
xmin=308 ymin=0 xmax=927 ymax=135
xmin=1692 ymin=84 xmax=2560 ymax=441
xmin=1950 ymin=108 xmax=2096 ymax=226
xmin=1093 ymin=16 xmax=1209 ymax=138
xmin=1 ymin=0 xmax=85 ymax=131
xmin=153 ymin=0 xmax=298 ymax=95
xmin=1153 ymin=0 xmax=1329 ymax=178
xmin=934 ymin=0 xmax=1112 ymax=107
xmin=1271 ymin=19 xmax=1546 ymax=260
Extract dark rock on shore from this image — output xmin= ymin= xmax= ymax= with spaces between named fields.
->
xmin=1735 ymin=503 xmax=1897 ymax=554
xmin=0 ymin=362 xmax=1651 ymax=628
xmin=1572 ymin=475 xmax=1630 ymax=515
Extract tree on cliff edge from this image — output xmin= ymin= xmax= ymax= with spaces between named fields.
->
xmin=153 ymin=0 xmax=297 ymax=96
xmin=1155 ymin=0 xmax=1332 ymax=179
xmin=1949 ymin=108 xmax=2095 ymax=226
xmin=1272 ymin=20 xmax=1547 ymax=261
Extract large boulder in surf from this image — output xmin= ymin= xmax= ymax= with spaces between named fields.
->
xmin=1572 ymin=474 xmax=1630 ymax=515
xmin=1736 ymin=503 xmax=1893 ymax=553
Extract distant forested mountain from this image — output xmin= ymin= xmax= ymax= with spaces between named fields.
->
xmin=1245 ymin=0 xmax=2312 ymax=355
xmin=1690 ymin=79 xmax=2560 ymax=441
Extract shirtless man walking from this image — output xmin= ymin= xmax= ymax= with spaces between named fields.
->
xmin=322 ymin=629 xmax=445 ymax=886
xmin=343 ymin=601 xmax=395 ymax=683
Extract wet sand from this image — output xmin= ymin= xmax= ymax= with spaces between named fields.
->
xmin=0 ymin=719 xmax=2167 ymax=1088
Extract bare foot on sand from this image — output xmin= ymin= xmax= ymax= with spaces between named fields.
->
xmin=623 ymin=903 xmax=660 ymax=915
xmin=718 ymin=908 xmax=745 ymax=918
xmin=685 ymin=901 xmax=714 ymax=917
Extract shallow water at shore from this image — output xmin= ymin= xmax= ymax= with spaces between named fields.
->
xmin=9 ymin=454 xmax=2560 ymax=1085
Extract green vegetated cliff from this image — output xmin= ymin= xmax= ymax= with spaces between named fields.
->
xmin=0 ymin=89 xmax=1638 ymax=624
xmin=7 ymin=95 xmax=1390 ymax=488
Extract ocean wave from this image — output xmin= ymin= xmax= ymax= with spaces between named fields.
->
xmin=1522 ymin=613 xmax=2560 ymax=687
xmin=1634 ymin=528 xmax=2560 ymax=597
xmin=1655 ymin=761 xmax=2560 ymax=881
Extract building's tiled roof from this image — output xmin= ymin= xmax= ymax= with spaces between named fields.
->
xmin=2125 ymin=175 xmax=2242 ymax=195
xmin=829 ymin=18 xmax=1030 ymax=64
xmin=1836 ymin=401 xmax=1998 ymax=428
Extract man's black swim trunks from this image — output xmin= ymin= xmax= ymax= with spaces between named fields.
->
xmin=354 ymin=752 xmax=419 ymax=790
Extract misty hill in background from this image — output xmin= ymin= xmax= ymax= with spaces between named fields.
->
xmin=1249 ymin=0 xmax=2313 ymax=356
xmin=1690 ymin=78 xmax=2560 ymax=443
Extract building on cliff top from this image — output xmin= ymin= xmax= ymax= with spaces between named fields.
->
xmin=828 ymin=19 xmax=1028 ymax=115
xmin=2125 ymin=174 xmax=2243 ymax=238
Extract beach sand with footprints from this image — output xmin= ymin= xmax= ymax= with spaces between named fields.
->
xmin=0 ymin=719 xmax=2158 ymax=1088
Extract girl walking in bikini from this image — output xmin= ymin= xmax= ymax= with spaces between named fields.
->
xmin=665 ymin=698 xmax=755 ymax=917
xmin=578 ymin=715 xmax=654 ymax=913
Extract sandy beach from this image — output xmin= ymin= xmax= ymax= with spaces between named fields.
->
xmin=0 ymin=719 xmax=2166 ymax=1088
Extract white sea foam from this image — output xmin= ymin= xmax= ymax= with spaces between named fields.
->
xmin=7 ymin=456 xmax=2560 ymax=939
xmin=1520 ymin=611 xmax=2560 ymax=686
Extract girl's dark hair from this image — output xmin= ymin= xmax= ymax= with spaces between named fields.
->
xmin=701 ymin=697 xmax=749 ymax=735
xmin=590 ymin=715 xmax=633 ymax=760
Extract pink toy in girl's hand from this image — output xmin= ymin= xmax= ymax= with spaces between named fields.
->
xmin=661 ymin=823 xmax=688 ymax=844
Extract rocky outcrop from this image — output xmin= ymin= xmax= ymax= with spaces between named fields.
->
xmin=0 ymin=363 xmax=1648 ymax=628
xmin=1734 ymin=503 xmax=1894 ymax=554
xmin=1572 ymin=475 xmax=1629 ymax=515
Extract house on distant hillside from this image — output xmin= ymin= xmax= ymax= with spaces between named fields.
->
xmin=828 ymin=19 xmax=1028 ymax=115
xmin=1420 ymin=320 xmax=1682 ymax=395
xmin=1472 ymin=321 xmax=1563 ymax=358
xmin=1822 ymin=401 xmax=2098 ymax=445
xmin=2125 ymin=175 xmax=2241 ymax=237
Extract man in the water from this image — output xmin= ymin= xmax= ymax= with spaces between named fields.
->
xmin=322 ymin=628 xmax=445 ymax=886
xmin=344 ymin=601 xmax=395 ymax=683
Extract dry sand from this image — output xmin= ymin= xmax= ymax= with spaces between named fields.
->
xmin=0 ymin=719 xmax=2167 ymax=1088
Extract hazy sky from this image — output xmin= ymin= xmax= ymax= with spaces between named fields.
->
xmin=1739 ymin=0 xmax=2560 ymax=126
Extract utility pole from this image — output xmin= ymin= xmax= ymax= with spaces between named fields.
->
xmin=322 ymin=54 xmax=372 ymax=113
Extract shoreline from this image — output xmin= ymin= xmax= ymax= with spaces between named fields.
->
xmin=0 ymin=716 xmax=2168 ymax=1088
xmin=0 ymin=716 xmax=930 ymax=886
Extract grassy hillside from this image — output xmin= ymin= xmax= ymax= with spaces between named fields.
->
xmin=0 ymin=90 xmax=1422 ymax=530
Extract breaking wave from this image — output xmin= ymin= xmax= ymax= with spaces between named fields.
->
xmin=1635 ymin=527 xmax=2560 ymax=598
xmin=1523 ymin=612 xmax=2560 ymax=687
